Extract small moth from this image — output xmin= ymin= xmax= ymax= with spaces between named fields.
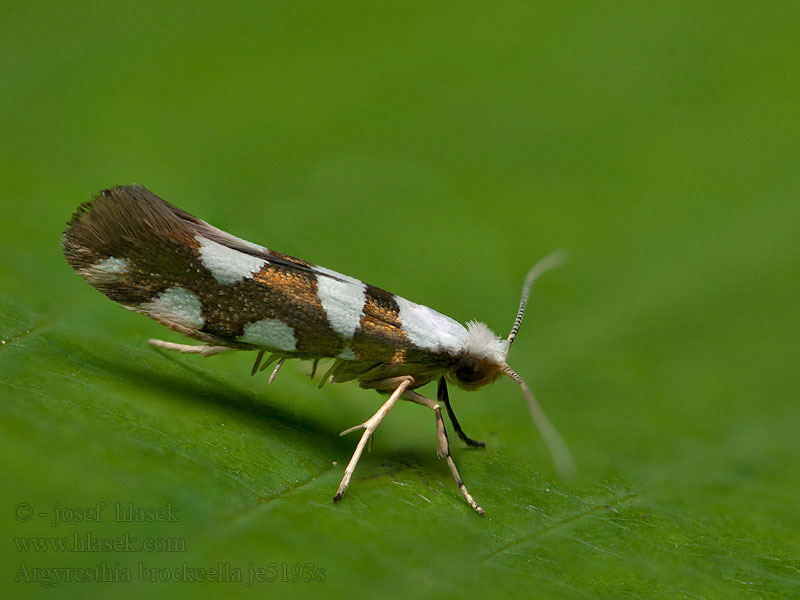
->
xmin=63 ymin=185 xmax=573 ymax=514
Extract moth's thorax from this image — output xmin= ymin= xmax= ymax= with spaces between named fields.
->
xmin=448 ymin=321 xmax=509 ymax=391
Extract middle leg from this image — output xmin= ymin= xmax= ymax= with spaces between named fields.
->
xmin=405 ymin=389 xmax=485 ymax=515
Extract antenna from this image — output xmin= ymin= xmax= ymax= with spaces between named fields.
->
xmin=503 ymin=365 xmax=576 ymax=481
xmin=506 ymin=250 xmax=567 ymax=346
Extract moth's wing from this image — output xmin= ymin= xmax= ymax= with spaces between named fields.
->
xmin=64 ymin=185 xmax=216 ymax=341
xmin=63 ymin=185 xmax=465 ymax=380
xmin=63 ymin=185 xmax=325 ymax=349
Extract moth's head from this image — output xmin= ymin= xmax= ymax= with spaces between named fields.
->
xmin=449 ymin=321 xmax=508 ymax=391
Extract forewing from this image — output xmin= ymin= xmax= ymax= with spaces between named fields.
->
xmin=63 ymin=185 xmax=464 ymax=380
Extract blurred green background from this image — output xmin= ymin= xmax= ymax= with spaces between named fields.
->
xmin=2 ymin=2 xmax=798 ymax=598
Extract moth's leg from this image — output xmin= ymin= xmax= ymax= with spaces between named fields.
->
xmin=253 ymin=352 xmax=287 ymax=382
xmin=251 ymin=350 xmax=266 ymax=375
xmin=148 ymin=339 xmax=230 ymax=356
xmin=318 ymin=359 xmax=346 ymax=389
xmin=258 ymin=352 xmax=282 ymax=372
xmin=267 ymin=358 xmax=285 ymax=385
xmin=438 ymin=377 xmax=486 ymax=448
xmin=405 ymin=389 xmax=485 ymax=515
xmin=333 ymin=375 xmax=415 ymax=504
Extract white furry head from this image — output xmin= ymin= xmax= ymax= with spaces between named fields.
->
xmin=464 ymin=321 xmax=509 ymax=364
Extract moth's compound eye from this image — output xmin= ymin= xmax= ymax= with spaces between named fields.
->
xmin=454 ymin=360 xmax=488 ymax=386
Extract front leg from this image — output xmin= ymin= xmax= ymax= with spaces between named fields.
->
xmin=405 ymin=390 xmax=485 ymax=515
xmin=438 ymin=377 xmax=485 ymax=447
xmin=148 ymin=339 xmax=231 ymax=356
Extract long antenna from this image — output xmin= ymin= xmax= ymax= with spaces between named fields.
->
xmin=503 ymin=365 xmax=576 ymax=481
xmin=506 ymin=250 xmax=567 ymax=346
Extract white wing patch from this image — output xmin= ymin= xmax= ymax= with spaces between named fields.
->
xmin=338 ymin=347 xmax=356 ymax=360
xmin=138 ymin=286 xmax=204 ymax=330
xmin=240 ymin=318 xmax=297 ymax=352
xmin=313 ymin=266 xmax=366 ymax=340
xmin=394 ymin=297 xmax=468 ymax=354
xmin=80 ymin=257 xmax=129 ymax=283
xmin=196 ymin=235 xmax=267 ymax=285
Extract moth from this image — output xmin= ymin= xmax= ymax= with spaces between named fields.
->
xmin=63 ymin=185 xmax=573 ymax=514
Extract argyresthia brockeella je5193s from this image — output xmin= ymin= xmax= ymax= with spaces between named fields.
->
xmin=63 ymin=185 xmax=573 ymax=514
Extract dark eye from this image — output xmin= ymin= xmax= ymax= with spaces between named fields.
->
xmin=454 ymin=361 xmax=486 ymax=385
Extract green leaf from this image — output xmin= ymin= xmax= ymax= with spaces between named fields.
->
xmin=2 ymin=2 xmax=799 ymax=599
